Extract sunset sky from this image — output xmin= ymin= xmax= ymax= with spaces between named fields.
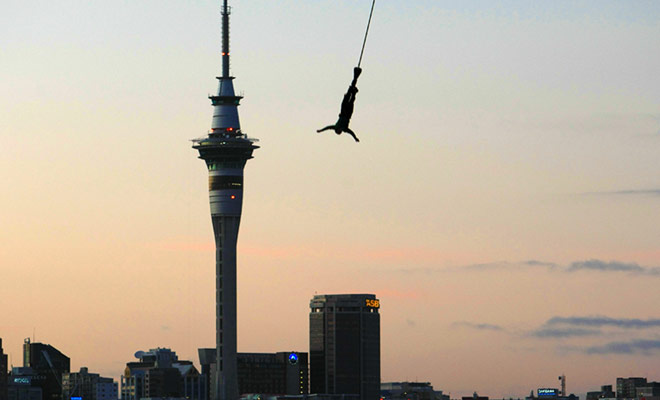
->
xmin=2 ymin=0 xmax=660 ymax=397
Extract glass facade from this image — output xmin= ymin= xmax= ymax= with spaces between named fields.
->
xmin=209 ymin=175 xmax=244 ymax=191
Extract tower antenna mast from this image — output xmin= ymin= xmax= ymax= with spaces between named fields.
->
xmin=222 ymin=0 xmax=230 ymax=78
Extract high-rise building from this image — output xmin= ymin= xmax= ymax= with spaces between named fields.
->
xmin=62 ymin=367 xmax=118 ymax=400
xmin=1 ymin=338 xmax=8 ymax=400
xmin=192 ymin=1 xmax=258 ymax=400
xmin=309 ymin=294 xmax=380 ymax=400
xmin=22 ymin=339 xmax=69 ymax=400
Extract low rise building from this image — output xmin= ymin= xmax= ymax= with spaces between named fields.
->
xmin=381 ymin=382 xmax=448 ymax=400
xmin=62 ymin=367 xmax=117 ymax=400
xmin=7 ymin=367 xmax=42 ymax=400
xmin=199 ymin=349 xmax=308 ymax=399
xmin=121 ymin=348 xmax=206 ymax=400
xmin=525 ymin=388 xmax=578 ymax=400
xmin=636 ymin=382 xmax=660 ymax=398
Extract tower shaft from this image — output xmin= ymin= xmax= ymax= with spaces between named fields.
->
xmin=213 ymin=215 xmax=240 ymax=400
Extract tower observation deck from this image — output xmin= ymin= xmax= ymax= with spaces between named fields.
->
xmin=192 ymin=1 xmax=258 ymax=400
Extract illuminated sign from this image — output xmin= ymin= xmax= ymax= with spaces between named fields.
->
xmin=13 ymin=377 xmax=30 ymax=384
xmin=538 ymin=389 xmax=559 ymax=397
xmin=365 ymin=299 xmax=380 ymax=308
xmin=72 ymin=397 xmax=83 ymax=400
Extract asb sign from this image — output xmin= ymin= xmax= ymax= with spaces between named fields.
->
xmin=365 ymin=299 xmax=380 ymax=308
xmin=538 ymin=389 xmax=559 ymax=397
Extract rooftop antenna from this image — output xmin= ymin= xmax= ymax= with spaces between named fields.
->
xmin=558 ymin=374 xmax=566 ymax=396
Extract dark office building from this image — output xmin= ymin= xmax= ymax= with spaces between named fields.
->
xmin=617 ymin=378 xmax=647 ymax=399
xmin=199 ymin=349 xmax=308 ymax=398
xmin=238 ymin=352 xmax=308 ymax=396
xmin=1 ymin=338 xmax=8 ymax=400
xmin=22 ymin=339 xmax=69 ymax=400
xmin=309 ymin=294 xmax=380 ymax=400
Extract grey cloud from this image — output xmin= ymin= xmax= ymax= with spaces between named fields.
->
xmin=393 ymin=258 xmax=660 ymax=277
xmin=459 ymin=259 xmax=660 ymax=276
xmin=522 ymin=260 xmax=559 ymax=269
xmin=582 ymin=189 xmax=660 ymax=197
xmin=453 ymin=321 xmax=504 ymax=331
xmin=547 ymin=316 xmax=660 ymax=329
xmin=584 ymin=339 xmax=660 ymax=355
xmin=567 ymin=259 xmax=660 ymax=276
xmin=462 ymin=260 xmax=557 ymax=271
xmin=461 ymin=262 xmax=510 ymax=271
xmin=391 ymin=267 xmax=440 ymax=274
xmin=531 ymin=327 xmax=601 ymax=338
xmin=406 ymin=319 xmax=416 ymax=327
xmin=611 ymin=189 xmax=660 ymax=196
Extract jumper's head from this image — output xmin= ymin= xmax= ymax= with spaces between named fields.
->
xmin=334 ymin=127 xmax=342 ymax=134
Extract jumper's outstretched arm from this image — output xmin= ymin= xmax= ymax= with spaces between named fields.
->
xmin=317 ymin=125 xmax=336 ymax=133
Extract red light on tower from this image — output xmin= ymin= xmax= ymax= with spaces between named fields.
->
xmin=230 ymin=195 xmax=236 ymax=199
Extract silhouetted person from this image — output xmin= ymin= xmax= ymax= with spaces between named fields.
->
xmin=317 ymin=67 xmax=362 ymax=142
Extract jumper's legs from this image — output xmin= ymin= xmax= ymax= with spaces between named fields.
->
xmin=351 ymin=67 xmax=362 ymax=87
xmin=345 ymin=128 xmax=360 ymax=142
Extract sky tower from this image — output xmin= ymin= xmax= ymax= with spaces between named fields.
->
xmin=192 ymin=1 xmax=258 ymax=399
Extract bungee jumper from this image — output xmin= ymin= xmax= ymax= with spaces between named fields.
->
xmin=317 ymin=67 xmax=362 ymax=142
xmin=317 ymin=0 xmax=375 ymax=143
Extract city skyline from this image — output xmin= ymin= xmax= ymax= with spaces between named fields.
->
xmin=2 ymin=0 xmax=660 ymax=397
